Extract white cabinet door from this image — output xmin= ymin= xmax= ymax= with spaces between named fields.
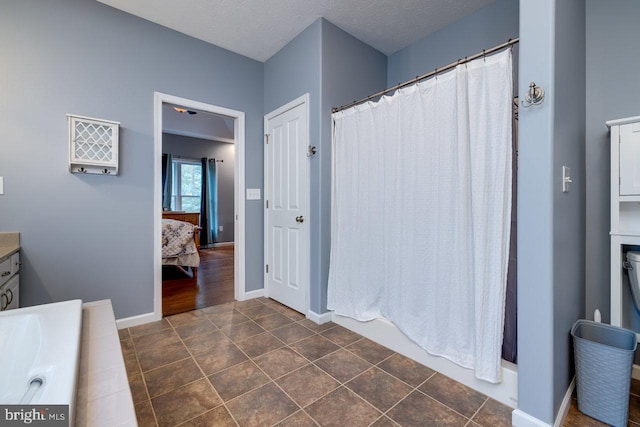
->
xmin=4 ymin=274 xmax=18 ymax=310
xmin=0 ymin=257 xmax=10 ymax=286
xmin=10 ymin=252 xmax=19 ymax=275
xmin=619 ymin=122 xmax=640 ymax=195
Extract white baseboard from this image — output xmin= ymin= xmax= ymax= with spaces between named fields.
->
xmin=121 ymin=287 xmax=263 ymax=328
xmin=241 ymin=288 xmax=264 ymax=301
xmin=512 ymin=409 xmax=552 ymax=427
xmin=116 ymin=312 xmax=158 ymax=329
xmin=307 ymin=310 xmax=332 ymax=324
xmin=332 ymin=313 xmax=518 ymax=408
xmin=553 ymin=377 xmax=575 ymax=427
xmin=213 ymin=242 xmax=234 ymax=248
xmin=511 ymin=377 xmax=574 ymax=427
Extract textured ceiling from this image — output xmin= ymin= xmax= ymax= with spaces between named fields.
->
xmin=97 ymin=0 xmax=496 ymax=62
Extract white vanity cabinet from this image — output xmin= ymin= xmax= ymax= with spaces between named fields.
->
xmin=619 ymin=120 xmax=640 ymax=196
xmin=609 ymin=116 xmax=640 ymax=330
xmin=0 ymin=250 xmax=19 ymax=311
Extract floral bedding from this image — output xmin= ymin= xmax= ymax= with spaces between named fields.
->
xmin=162 ymin=219 xmax=198 ymax=259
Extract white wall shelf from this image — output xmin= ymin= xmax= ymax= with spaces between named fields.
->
xmin=68 ymin=114 xmax=119 ymax=175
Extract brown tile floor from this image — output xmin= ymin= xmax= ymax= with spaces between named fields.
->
xmin=563 ymin=378 xmax=640 ymax=426
xmin=120 ymin=297 xmax=513 ymax=427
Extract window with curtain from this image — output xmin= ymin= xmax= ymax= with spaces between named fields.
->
xmin=171 ymin=158 xmax=202 ymax=212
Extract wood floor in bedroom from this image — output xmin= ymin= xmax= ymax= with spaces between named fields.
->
xmin=162 ymin=246 xmax=234 ymax=317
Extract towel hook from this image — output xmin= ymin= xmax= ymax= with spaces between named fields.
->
xmin=521 ymin=82 xmax=545 ymax=108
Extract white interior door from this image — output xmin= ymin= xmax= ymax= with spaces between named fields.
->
xmin=265 ymin=95 xmax=309 ymax=314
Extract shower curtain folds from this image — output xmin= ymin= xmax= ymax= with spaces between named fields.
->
xmin=327 ymin=49 xmax=513 ymax=383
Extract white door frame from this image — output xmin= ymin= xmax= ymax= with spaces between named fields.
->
xmin=153 ymin=92 xmax=246 ymax=321
xmin=263 ymin=93 xmax=311 ymax=316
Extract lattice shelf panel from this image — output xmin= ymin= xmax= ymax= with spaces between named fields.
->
xmin=67 ymin=114 xmax=120 ymax=175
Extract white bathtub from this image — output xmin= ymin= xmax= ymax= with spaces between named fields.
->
xmin=0 ymin=299 xmax=83 ymax=415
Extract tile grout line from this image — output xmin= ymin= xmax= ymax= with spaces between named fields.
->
xmin=465 ymin=396 xmax=490 ymax=427
xmin=143 ymin=312 xmax=228 ymax=426
xmin=221 ymin=299 xmax=339 ymax=426
xmin=200 ymin=300 xmax=313 ymax=425
xmin=127 ymin=326 xmax=161 ymax=427
xmin=220 ymin=308 xmax=319 ymax=425
xmin=172 ymin=307 xmax=241 ymax=427
xmin=374 ymin=369 xmax=434 ymax=424
xmin=128 ymin=298 xmax=513 ymax=427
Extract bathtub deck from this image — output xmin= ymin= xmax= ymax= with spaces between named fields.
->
xmin=75 ymin=300 xmax=136 ymax=426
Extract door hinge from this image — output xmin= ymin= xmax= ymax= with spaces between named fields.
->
xmin=266 ymin=200 xmax=269 ymax=209
xmin=265 ymin=264 xmax=269 ymax=273
xmin=265 ymin=133 xmax=270 ymax=144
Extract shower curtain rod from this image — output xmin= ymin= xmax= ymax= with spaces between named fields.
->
xmin=331 ymin=38 xmax=519 ymax=114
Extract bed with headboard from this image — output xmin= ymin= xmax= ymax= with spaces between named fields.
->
xmin=162 ymin=211 xmax=201 ymax=277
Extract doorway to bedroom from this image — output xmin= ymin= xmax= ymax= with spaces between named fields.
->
xmin=154 ymin=92 xmax=246 ymax=319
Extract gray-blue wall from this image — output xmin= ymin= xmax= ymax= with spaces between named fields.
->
xmin=387 ymin=0 xmax=519 ymax=87
xmin=264 ymin=19 xmax=323 ymax=312
xmin=585 ymin=0 xmax=640 ymax=329
xmin=0 ymin=0 xmax=264 ymax=318
xmin=318 ymin=21 xmax=387 ymax=314
xmin=264 ymin=18 xmax=386 ymax=314
xmin=518 ymin=0 xmax=585 ymax=423
xmin=162 ymin=134 xmax=235 ymax=243
xmin=552 ymin=0 xmax=586 ymax=419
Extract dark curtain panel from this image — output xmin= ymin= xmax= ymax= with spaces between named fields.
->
xmin=501 ymin=106 xmax=518 ymax=364
xmin=200 ymin=158 xmax=211 ymax=247
xmin=208 ymin=160 xmax=218 ymax=243
xmin=200 ymin=158 xmax=218 ymax=247
xmin=162 ymin=153 xmax=173 ymax=211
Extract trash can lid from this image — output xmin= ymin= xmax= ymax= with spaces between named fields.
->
xmin=628 ymin=251 xmax=640 ymax=262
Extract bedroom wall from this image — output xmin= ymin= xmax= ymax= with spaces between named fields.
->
xmin=585 ymin=0 xmax=640 ymax=329
xmin=386 ymin=0 xmax=519 ymax=87
xmin=0 ymin=0 xmax=264 ymax=318
xmin=162 ymin=133 xmax=235 ymax=243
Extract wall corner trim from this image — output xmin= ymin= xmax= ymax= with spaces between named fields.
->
xmin=553 ymin=377 xmax=575 ymax=427
xmin=242 ymin=288 xmax=265 ymax=301
xmin=512 ymin=409 xmax=552 ymax=427
xmin=116 ymin=312 xmax=158 ymax=329
xmin=511 ymin=377 xmax=574 ymax=427
xmin=307 ymin=310 xmax=332 ymax=324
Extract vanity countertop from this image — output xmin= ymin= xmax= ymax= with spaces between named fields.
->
xmin=0 ymin=232 xmax=19 ymax=260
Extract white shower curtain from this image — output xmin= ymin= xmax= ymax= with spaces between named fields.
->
xmin=327 ymin=49 xmax=512 ymax=383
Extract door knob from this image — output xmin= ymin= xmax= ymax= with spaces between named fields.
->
xmin=296 ymin=216 xmax=304 ymax=223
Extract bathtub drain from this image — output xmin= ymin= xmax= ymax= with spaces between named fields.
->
xmin=19 ymin=377 xmax=44 ymax=404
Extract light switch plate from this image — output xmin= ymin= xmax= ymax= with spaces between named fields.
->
xmin=562 ymin=166 xmax=572 ymax=193
xmin=0 ymin=176 xmax=4 ymax=195
xmin=246 ymin=188 xmax=261 ymax=200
